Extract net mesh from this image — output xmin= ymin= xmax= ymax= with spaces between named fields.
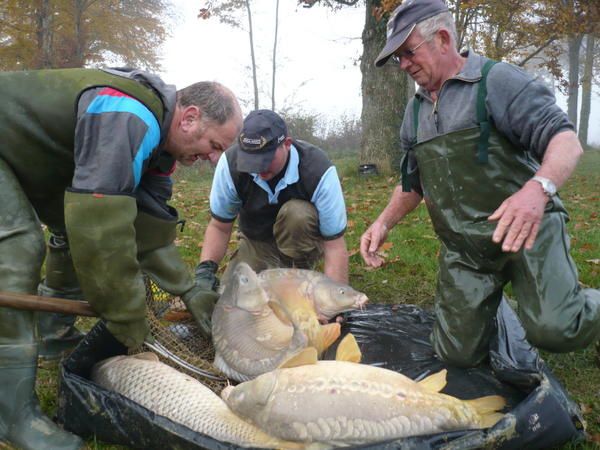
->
xmin=133 ymin=278 xmax=228 ymax=393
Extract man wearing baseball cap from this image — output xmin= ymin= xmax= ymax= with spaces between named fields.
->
xmin=361 ymin=0 xmax=599 ymax=367
xmin=196 ymin=109 xmax=349 ymax=290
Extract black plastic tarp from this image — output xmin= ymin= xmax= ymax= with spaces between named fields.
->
xmin=56 ymin=300 xmax=586 ymax=449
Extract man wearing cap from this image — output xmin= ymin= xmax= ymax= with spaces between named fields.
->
xmin=196 ymin=109 xmax=349 ymax=290
xmin=360 ymin=0 xmax=600 ymax=367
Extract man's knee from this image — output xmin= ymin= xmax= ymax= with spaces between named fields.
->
xmin=276 ymin=200 xmax=317 ymax=225
xmin=274 ymin=200 xmax=321 ymax=261
xmin=526 ymin=322 xmax=593 ymax=353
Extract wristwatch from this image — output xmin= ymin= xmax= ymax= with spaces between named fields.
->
xmin=531 ymin=175 xmax=557 ymax=197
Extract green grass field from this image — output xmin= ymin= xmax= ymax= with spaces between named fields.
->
xmin=35 ymin=149 xmax=600 ymax=449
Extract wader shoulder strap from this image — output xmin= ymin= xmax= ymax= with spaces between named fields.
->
xmin=476 ymin=59 xmax=498 ymax=164
xmin=401 ymin=98 xmax=421 ymax=192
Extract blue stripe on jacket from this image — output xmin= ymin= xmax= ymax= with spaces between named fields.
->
xmin=86 ymin=94 xmax=160 ymax=187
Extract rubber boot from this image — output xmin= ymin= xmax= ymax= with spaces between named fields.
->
xmin=37 ymin=231 xmax=84 ymax=361
xmin=0 ymin=327 xmax=83 ymax=450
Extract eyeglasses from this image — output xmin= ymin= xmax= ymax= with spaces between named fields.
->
xmin=391 ymin=38 xmax=429 ymax=64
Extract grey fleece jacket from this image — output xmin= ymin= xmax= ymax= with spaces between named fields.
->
xmin=400 ymin=50 xmax=574 ymax=167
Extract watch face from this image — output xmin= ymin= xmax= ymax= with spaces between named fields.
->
xmin=534 ymin=176 xmax=556 ymax=195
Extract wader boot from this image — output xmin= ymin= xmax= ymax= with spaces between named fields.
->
xmin=0 ymin=157 xmax=82 ymax=449
xmin=37 ymin=231 xmax=84 ymax=361
xmin=0 ymin=338 xmax=83 ymax=450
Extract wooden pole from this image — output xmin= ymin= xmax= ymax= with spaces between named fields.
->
xmin=0 ymin=291 xmax=97 ymax=317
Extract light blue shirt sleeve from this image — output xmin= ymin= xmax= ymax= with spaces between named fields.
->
xmin=311 ymin=166 xmax=347 ymax=238
xmin=209 ymin=155 xmax=242 ymax=222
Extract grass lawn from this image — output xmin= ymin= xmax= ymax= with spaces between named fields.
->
xmin=34 ymin=149 xmax=600 ymax=449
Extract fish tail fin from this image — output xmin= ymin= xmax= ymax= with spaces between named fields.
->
xmin=335 ymin=333 xmax=362 ymax=363
xmin=417 ymin=369 xmax=447 ymax=392
xmin=465 ymin=395 xmax=506 ymax=428
xmin=478 ymin=412 xmax=505 ymax=429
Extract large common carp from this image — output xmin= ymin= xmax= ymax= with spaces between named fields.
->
xmin=222 ymin=361 xmax=506 ymax=446
xmin=258 ymin=268 xmax=369 ymax=322
xmin=211 ymin=262 xmax=315 ymax=382
xmin=91 ymin=353 xmax=302 ymax=449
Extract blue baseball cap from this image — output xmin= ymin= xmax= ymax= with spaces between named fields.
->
xmin=375 ymin=0 xmax=448 ymax=67
xmin=237 ymin=109 xmax=288 ymax=173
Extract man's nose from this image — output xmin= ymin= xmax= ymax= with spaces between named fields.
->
xmin=399 ymin=57 xmax=412 ymax=70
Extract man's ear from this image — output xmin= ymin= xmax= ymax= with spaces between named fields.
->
xmin=437 ymin=29 xmax=452 ymax=53
xmin=180 ymin=105 xmax=201 ymax=131
xmin=283 ymin=137 xmax=293 ymax=149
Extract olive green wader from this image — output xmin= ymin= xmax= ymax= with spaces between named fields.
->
xmin=222 ymin=199 xmax=323 ymax=283
xmin=405 ymin=61 xmax=600 ymax=367
xmin=37 ymin=230 xmax=84 ymax=360
xmin=0 ymin=159 xmax=82 ymax=449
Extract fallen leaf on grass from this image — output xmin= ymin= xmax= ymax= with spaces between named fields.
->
xmin=585 ymin=259 xmax=600 ymax=265
xmin=380 ymin=242 xmax=394 ymax=251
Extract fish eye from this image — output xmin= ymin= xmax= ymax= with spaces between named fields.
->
xmin=240 ymin=275 xmax=249 ymax=284
xmin=338 ymin=288 xmax=345 ymax=295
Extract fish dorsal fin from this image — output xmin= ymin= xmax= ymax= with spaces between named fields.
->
xmin=335 ymin=333 xmax=362 ymax=363
xmin=320 ymin=322 xmax=341 ymax=353
xmin=279 ymin=347 xmax=318 ymax=368
xmin=132 ymin=352 xmax=160 ymax=362
xmin=418 ymin=369 xmax=447 ymax=392
xmin=268 ymin=300 xmax=292 ymax=325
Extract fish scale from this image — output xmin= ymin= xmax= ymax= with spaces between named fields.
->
xmin=91 ymin=353 xmax=302 ymax=449
xmin=222 ymin=360 xmax=506 ymax=446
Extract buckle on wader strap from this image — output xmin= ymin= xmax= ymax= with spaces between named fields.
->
xmin=401 ymin=98 xmax=422 ymax=192
xmin=476 ymin=60 xmax=498 ymax=164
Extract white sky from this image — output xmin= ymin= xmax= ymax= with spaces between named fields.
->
xmin=160 ymin=0 xmax=599 ymax=145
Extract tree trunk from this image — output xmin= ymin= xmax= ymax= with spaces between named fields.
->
xmin=578 ymin=34 xmax=594 ymax=146
xmin=566 ymin=33 xmax=583 ymax=128
xmin=245 ymin=0 xmax=259 ymax=109
xmin=271 ymin=0 xmax=280 ymax=110
xmin=72 ymin=0 xmax=86 ymax=67
xmin=35 ymin=0 xmax=53 ymax=68
xmin=360 ymin=0 xmax=410 ymax=173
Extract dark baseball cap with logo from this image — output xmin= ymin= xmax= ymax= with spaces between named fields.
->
xmin=237 ymin=109 xmax=288 ymax=173
xmin=375 ymin=0 xmax=448 ymax=67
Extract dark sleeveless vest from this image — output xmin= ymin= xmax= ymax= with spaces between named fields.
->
xmin=225 ymin=140 xmax=332 ymax=241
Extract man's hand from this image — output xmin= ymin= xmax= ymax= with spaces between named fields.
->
xmin=194 ymin=260 xmax=220 ymax=291
xmin=360 ymin=221 xmax=389 ymax=268
xmin=106 ymin=319 xmax=151 ymax=349
xmin=489 ymin=181 xmax=549 ymax=252
xmin=182 ymin=285 xmax=219 ymax=339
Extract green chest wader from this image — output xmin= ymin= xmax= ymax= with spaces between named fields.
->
xmin=403 ymin=61 xmax=600 ymax=367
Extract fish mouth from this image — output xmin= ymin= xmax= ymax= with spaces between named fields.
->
xmin=355 ymin=294 xmax=369 ymax=310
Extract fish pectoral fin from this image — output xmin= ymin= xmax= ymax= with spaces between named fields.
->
xmin=417 ymin=369 xmax=447 ymax=393
xmin=268 ymin=301 xmax=293 ymax=325
xmin=279 ymin=347 xmax=318 ymax=368
xmin=131 ymin=352 xmax=160 ymax=362
xmin=335 ymin=333 xmax=362 ymax=363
